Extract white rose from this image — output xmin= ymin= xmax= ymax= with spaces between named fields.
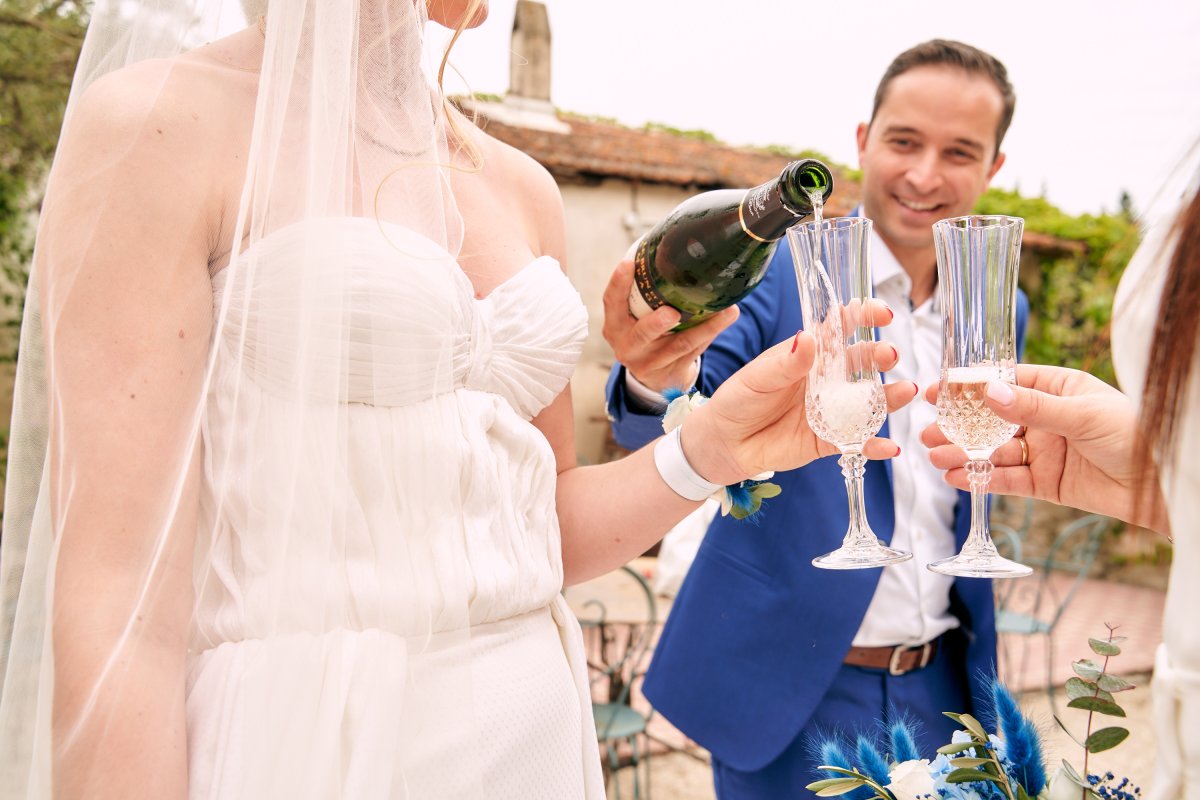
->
xmin=886 ymin=759 xmax=936 ymax=800
xmin=1042 ymin=764 xmax=1083 ymax=800
xmin=661 ymin=392 xmax=706 ymax=433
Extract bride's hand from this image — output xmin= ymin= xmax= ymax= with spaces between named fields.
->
xmin=680 ymin=301 xmax=915 ymax=485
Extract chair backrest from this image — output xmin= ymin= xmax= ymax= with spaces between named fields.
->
xmin=574 ymin=565 xmax=658 ymax=707
xmin=1036 ymin=514 xmax=1111 ymax=628
xmin=993 ymin=496 xmax=1036 ymax=540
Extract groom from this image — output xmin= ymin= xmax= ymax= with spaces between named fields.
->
xmin=601 ymin=40 xmax=1027 ymax=797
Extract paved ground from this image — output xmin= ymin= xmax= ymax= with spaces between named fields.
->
xmin=582 ymin=564 xmax=1167 ymax=800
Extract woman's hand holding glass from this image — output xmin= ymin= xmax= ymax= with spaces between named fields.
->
xmin=678 ymin=309 xmax=915 ymax=490
xmin=920 ymin=364 xmax=1171 ymax=536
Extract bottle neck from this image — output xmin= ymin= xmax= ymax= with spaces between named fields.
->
xmin=739 ymin=160 xmax=833 ymax=241
xmin=779 ymin=160 xmax=833 ymax=215
xmin=739 ymin=180 xmax=803 ymax=242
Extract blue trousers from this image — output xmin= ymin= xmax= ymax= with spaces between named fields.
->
xmin=712 ymin=631 xmax=973 ymax=800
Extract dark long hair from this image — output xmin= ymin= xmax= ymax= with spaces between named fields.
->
xmin=1137 ymin=182 xmax=1200 ymax=500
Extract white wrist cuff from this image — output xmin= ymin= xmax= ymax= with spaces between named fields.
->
xmin=654 ymin=427 xmax=722 ymax=502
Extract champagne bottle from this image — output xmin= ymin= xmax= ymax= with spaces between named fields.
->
xmin=628 ymin=159 xmax=834 ymax=328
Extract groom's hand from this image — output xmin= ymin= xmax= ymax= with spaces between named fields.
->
xmin=601 ymin=259 xmax=740 ymax=393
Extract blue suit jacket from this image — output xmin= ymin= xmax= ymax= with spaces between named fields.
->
xmin=605 ymin=229 xmax=1029 ymax=772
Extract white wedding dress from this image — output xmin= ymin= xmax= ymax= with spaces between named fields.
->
xmin=184 ymin=219 xmax=604 ymax=798
xmin=1112 ymin=210 xmax=1200 ymax=800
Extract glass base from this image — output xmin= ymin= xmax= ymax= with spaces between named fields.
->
xmin=812 ymin=542 xmax=912 ymax=570
xmin=927 ymin=552 xmax=1032 ymax=579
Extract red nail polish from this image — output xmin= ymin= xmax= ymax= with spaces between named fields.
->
xmin=886 ymin=307 xmax=894 ymax=321
xmin=791 ymin=332 xmax=800 ymax=353
xmin=895 ymin=445 xmax=902 ymax=456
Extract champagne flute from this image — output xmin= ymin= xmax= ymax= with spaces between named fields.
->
xmin=928 ymin=215 xmax=1032 ymax=578
xmin=787 ymin=217 xmax=911 ymax=569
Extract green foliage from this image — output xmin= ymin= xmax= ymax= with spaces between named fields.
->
xmin=0 ymin=2 xmax=90 ymax=507
xmin=641 ymin=121 xmax=720 ymax=142
xmin=757 ymin=145 xmax=862 ymax=181
xmin=556 ymin=109 xmax=620 ymax=126
xmin=0 ymin=1 xmax=89 ymax=325
xmin=974 ymin=187 xmax=1141 ymax=385
xmin=1056 ymin=624 xmax=1135 ymax=797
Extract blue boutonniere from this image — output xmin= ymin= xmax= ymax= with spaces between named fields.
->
xmin=661 ymin=388 xmax=782 ymax=521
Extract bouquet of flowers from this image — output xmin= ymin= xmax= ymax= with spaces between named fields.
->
xmin=807 ymin=627 xmax=1140 ymax=800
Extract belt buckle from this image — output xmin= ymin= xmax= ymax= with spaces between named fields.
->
xmin=888 ymin=642 xmax=933 ymax=676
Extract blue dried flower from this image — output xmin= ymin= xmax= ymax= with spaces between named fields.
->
xmin=855 ymin=735 xmax=891 ymax=786
xmin=889 ymin=720 xmax=921 ymax=764
xmin=990 ymin=679 xmax=1047 ymax=795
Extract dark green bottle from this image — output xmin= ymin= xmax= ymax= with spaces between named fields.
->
xmin=628 ymin=159 xmax=834 ymax=328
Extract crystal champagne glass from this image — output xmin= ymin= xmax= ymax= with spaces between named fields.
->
xmin=787 ymin=217 xmax=911 ymax=569
xmin=929 ymin=215 xmax=1032 ymax=578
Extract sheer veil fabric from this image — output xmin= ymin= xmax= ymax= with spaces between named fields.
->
xmin=1 ymin=1 xmax=600 ymax=797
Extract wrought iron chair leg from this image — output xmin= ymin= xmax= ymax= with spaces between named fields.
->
xmin=644 ymin=734 xmax=652 ymax=799
xmin=609 ymin=744 xmax=623 ymax=800
xmin=1046 ymin=633 xmax=1057 ymax=705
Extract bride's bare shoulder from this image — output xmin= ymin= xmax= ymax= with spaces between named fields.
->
xmin=47 ymin=51 xmax=256 ymax=254
xmin=63 ymin=47 xmax=255 ymax=167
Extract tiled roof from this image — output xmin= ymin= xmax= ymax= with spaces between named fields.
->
xmin=466 ymin=99 xmax=1083 ymax=255
xmin=465 ymin=100 xmax=860 ymax=216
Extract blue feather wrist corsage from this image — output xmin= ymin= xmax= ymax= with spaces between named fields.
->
xmin=660 ymin=388 xmax=782 ymax=521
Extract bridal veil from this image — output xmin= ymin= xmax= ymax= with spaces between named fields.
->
xmin=0 ymin=1 xmax=500 ymax=795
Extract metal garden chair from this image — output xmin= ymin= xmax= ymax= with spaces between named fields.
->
xmin=573 ymin=565 xmax=659 ymax=799
xmin=994 ymin=513 xmax=1111 ymax=700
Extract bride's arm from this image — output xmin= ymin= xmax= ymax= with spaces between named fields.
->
xmin=42 ymin=66 xmax=217 ymax=798
xmin=539 ymin=338 xmax=910 ymax=587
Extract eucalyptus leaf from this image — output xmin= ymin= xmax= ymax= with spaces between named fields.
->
xmin=937 ymin=742 xmax=976 ymax=755
xmin=945 ymin=768 xmax=1002 ymax=785
xmin=942 ymin=712 xmax=963 ymax=724
xmin=1085 ymin=726 xmax=1130 ymax=753
xmin=1065 ymin=677 xmax=1114 ymax=702
xmin=1088 ymin=637 xmax=1122 ymax=656
xmin=1097 ymin=673 xmax=1136 ymax=693
xmin=1065 ymin=676 xmax=1095 ymax=700
xmin=1072 ymin=659 xmax=1103 ymax=680
xmin=1067 ymin=696 xmax=1127 ymax=716
xmin=949 ymin=757 xmax=991 ymax=768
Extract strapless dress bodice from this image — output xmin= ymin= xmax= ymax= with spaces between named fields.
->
xmin=210 ymin=218 xmax=587 ymax=419
xmin=194 ymin=219 xmax=589 ymax=647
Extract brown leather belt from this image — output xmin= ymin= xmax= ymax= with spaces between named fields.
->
xmin=844 ymin=641 xmax=937 ymax=676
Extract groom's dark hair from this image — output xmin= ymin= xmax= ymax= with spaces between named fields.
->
xmin=871 ymin=39 xmax=1016 ymax=158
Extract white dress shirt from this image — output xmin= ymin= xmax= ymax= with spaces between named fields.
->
xmin=851 ymin=228 xmax=960 ymax=648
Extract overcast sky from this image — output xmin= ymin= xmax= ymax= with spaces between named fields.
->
xmin=434 ymin=0 xmax=1200 ymax=222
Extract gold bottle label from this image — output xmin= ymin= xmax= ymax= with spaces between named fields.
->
xmin=629 ymin=237 xmax=670 ymax=319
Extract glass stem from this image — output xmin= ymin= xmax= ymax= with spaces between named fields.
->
xmin=838 ymin=452 xmax=873 ymax=545
xmin=963 ymin=459 xmax=999 ymax=557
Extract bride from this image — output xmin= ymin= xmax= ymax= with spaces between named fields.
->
xmin=0 ymin=1 xmax=911 ymax=797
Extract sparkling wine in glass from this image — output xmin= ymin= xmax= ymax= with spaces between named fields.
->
xmin=929 ymin=215 xmax=1032 ymax=579
xmin=788 ymin=217 xmax=911 ymax=569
